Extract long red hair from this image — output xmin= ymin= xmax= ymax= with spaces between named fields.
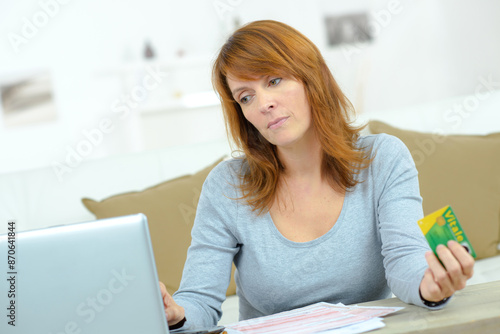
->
xmin=212 ymin=20 xmax=371 ymax=214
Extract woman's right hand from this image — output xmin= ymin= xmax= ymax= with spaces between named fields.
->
xmin=159 ymin=281 xmax=186 ymax=327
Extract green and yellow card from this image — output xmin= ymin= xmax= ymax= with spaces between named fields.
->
xmin=418 ymin=205 xmax=476 ymax=258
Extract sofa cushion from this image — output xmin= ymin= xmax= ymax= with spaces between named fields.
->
xmin=369 ymin=121 xmax=500 ymax=259
xmin=82 ymin=157 xmax=237 ymax=296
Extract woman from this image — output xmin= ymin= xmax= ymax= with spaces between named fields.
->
xmin=160 ymin=20 xmax=474 ymax=329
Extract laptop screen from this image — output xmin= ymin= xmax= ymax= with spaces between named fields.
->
xmin=0 ymin=214 xmax=169 ymax=334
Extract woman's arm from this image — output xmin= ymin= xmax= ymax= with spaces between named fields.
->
xmin=171 ymin=161 xmax=241 ymax=328
xmin=372 ymin=134 xmax=474 ymax=309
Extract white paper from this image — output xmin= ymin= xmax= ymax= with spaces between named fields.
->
xmin=224 ymin=302 xmax=403 ymax=334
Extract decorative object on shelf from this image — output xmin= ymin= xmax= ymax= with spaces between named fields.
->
xmin=144 ymin=40 xmax=155 ymax=60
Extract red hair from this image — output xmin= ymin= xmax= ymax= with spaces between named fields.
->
xmin=212 ymin=20 xmax=371 ymax=213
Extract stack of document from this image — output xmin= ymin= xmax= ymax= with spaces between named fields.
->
xmin=224 ymin=302 xmax=403 ymax=334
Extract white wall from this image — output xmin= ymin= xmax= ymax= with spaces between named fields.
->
xmin=0 ymin=0 xmax=227 ymax=173
xmin=0 ymin=0 xmax=499 ymax=174
xmin=361 ymin=0 xmax=500 ymax=113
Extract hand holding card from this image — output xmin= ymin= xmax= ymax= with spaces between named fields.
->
xmin=418 ymin=206 xmax=476 ymax=304
xmin=418 ymin=205 xmax=476 ymax=259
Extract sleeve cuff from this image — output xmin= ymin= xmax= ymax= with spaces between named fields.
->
xmin=169 ymin=317 xmax=187 ymax=330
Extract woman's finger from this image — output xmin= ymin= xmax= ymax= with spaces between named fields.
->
xmin=425 ymin=249 xmax=454 ymax=297
xmin=447 ymin=240 xmax=475 ymax=278
xmin=435 ymin=243 xmax=464 ymax=290
xmin=159 ymin=281 xmax=169 ymax=306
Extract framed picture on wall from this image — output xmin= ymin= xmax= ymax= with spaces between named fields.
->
xmin=0 ymin=70 xmax=57 ymax=127
xmin=324 ymin=13 xmax=373 ymax=46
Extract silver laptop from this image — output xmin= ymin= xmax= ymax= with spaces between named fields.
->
xmin=0 ymin=214 xmax=169 ymax=334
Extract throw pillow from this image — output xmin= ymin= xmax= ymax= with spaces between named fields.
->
xmin=82 ymin=157 xmax=238 ymax=296
xmin=369 ymin=120 xmax=500 ymax=259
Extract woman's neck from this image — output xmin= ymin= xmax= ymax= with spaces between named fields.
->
xmin=277 ymin=134 xmax=323 ymax=182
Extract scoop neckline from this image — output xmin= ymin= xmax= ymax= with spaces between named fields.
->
xmin=265 ymin=190 xmax=350 ymax=248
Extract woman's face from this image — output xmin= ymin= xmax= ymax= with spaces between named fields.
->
xmin=227 ymin=74 xmax=314 ymax=150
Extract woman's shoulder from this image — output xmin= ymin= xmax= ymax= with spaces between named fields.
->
xmin=205 ymin=156 xmax=246 ymax=189
xmin=357 ymin=133 xmax=410 ymax=158
xmin=357 ymin=133 xmax=416 ymax=179
xmin=210 ymin=156 xmax=246 ymax=175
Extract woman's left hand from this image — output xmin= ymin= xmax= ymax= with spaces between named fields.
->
xmin=419 ymin=240 xmax=475 ymax=303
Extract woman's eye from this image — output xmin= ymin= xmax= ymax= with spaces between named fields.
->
xmin=269 ymin=78 xmax=281 ymax=86
xmin=240 ymin=95 xmax=251 ymax=104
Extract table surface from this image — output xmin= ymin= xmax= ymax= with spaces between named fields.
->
xmin=357 ymin=280 xmax=500 ymax=333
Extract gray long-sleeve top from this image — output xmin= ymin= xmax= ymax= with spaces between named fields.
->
xmin=173 ymin=134 xmax=444 ymax=328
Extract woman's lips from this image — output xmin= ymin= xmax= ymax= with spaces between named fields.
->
xmin=267 ymin=117 xmax=289 ymax=129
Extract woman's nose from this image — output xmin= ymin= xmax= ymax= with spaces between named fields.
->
xmin=258 ymin=93 xmax=276 ymax=113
